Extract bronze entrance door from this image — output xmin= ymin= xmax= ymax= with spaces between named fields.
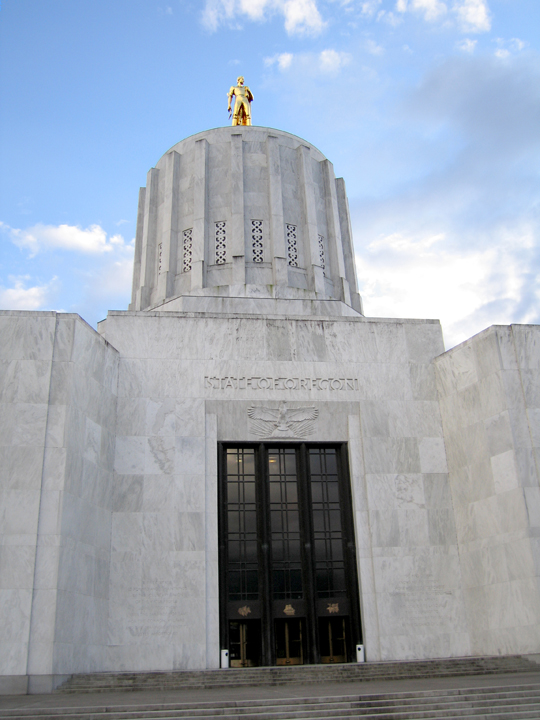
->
xmin=229 ymin=620 xmax=261 ymax=667
xmin=275 ymin=618 xmax=304 ymax=665
xmin=219 ymin=444 xmax=362 ymax=667
xmin=319 ymin=617 xmax=348 ymax=663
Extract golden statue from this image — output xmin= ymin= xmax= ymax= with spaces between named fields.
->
xmin=227 ymin=76 xmax=253 ymax=126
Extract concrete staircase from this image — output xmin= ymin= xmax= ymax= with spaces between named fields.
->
xmin=56 ymin=656 xmax=539 ymax=693
xmin=2 ymin=683 xmax=540 ymax=719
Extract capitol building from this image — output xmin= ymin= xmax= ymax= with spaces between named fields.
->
xmin=1 ymin=119 xmax=540 ymax=694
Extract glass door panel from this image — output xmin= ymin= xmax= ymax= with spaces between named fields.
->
xmin=318 ymin=617 xmax=348 ymax=664
xmin=229 ymin=620 xmax=261 ymax=667
xmin=275 ymin=619 xmax=304 ymax=665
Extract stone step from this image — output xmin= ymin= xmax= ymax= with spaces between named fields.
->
xmin=56 ymin=656 xmax=540 ymax=693
xmin=3 ymin=684 xmax=540 ymax=720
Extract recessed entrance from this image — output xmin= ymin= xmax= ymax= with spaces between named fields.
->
xmin=275 ymin=618 xmax=304 ymax=665
xmin=319 ymin=617 xmax=348 ymax=663
xmin=229 ymin=620 xmax=261 ymax=667
xmin=219 ymin=443 xmax=362 ymax=666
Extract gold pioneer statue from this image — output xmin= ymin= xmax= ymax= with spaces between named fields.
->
xmin=227 ymin=76 xmax=253 ymax=126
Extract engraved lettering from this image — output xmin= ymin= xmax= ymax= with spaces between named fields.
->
xmin=204 ymin=375 xmax=361 ymax=392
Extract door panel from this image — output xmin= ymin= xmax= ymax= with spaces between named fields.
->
xmin=319 ymin=617 xmax=349 ymax=663
xmin=229 ymin=620 xmax=261 ymax=667
xmin=275 ymin=619 xmax=304 ymax=665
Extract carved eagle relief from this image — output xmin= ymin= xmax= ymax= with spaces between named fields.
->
xmin=247 ymin=402 xmax=319 ymax=439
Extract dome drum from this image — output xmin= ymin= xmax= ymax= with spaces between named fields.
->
xmin=129 ymin=127 xmax=363 ymax=315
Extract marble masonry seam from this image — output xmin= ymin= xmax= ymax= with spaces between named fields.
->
xmin=25 ymin=313 xmax=62 ymax=685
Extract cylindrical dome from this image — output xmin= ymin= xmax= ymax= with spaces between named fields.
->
xmin=129 ymin=126 xmax=362 ymax=316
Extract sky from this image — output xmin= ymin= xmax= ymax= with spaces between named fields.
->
xmin=0 ymin=0 xmax=539 ymax=349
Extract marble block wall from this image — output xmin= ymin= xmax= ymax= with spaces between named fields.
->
xmin=0 ymin=312 xmax=118 ymax=693
xmin=105 ymin=315 xmax=211 ymax=671
xmin=355 ymin=321 xmax=469 ymax=660
xmin=6 ymin=307 xmax=540 ymax=686
xmin=99 ymin=309 xmax=469 ymax=667
xmin=435 ymin=325 xmax=540 ymax=656
xmin=0 ymin=312 xmax=57 ymax=694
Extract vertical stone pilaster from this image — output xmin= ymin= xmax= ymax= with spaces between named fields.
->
xmin=129 ymin=187 xmax=145 ymax=310
xmin=230 ymin=133 xmax=245 ymax=286
xmin=323 ymin=160 xmax=351 ymax=306
xmin=347 ymin=414 xmax=381 ymax=661
xmin=191 ymin=138 xmax=208 ymax=291
xmin=155 ymin=151 xmax=181 ymax=304
xmin=205 ymin=412 xmax=220 ymax=669
xmin=138 ymin=168 xmax=160 ymax=310
xmin=336 ymin=178 xmax=363 ymax=314
xmin=266 ymin=135 xmax=288 ymax=287
xmin=297 ymin=145 xmax=325 ymax=295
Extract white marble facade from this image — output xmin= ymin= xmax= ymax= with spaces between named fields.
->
xmin=1 ymin=126 xmax=540 ymax=694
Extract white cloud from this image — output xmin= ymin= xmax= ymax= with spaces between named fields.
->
xmin=1 ymin=221 xmax=129 ymax=257
xmin=395 ymin=0 xmax=491 ymax=31
xmin=357 ymin=225 xmax=539 ymax=349
xmin=319 ymin=49 xmax=351 ymax=72
xmin=396 ymin=0 xmax=448 ymax=22
xmin=202 ymin=0 xmax=325 ymax=35
xmin=453 ymin=0 xmax=490 ymax=33
xmin=456 ymin=38 xmax=477 ymax=53
xmin=365 ymin=38 xmax=384 ymax=55
xmin=283 ymin=0 xmax=324 ymax=34
xmin=264 ymin=52 xmax=294 ymax=70
xmin=360 ymin=0 xmax=381 ymax=17
xmin=351 ymin=54 xmax=540 ymax=349
xmin=0 ymin=275 xmax=58 ymax=311
xmin=510 ymin=38 xmax=527 ymax=52
xmin=494 ymin=37 xmax=528 ymax=59
xmin=93 ymin=258 xmax=134 ymax=299
xmin=378 ymin=10 xmax=402 ymax=26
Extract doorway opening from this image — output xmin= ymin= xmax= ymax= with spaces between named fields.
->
xmin=219 ymin=443 xmax=362 ymax=666
xmin=319 ymin=616 xmax=348 ymax=663
xmin=229 ymin=620 xmax=261 ymax=667
xmin=275 ymin=618 xmax=304 ymax=665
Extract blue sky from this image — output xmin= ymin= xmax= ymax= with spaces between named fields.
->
xmin=1 ymin=0 xmax=539 ymax=348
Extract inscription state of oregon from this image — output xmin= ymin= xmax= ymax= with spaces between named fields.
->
xmin=204 ymin=375 xmax=360 ymax=391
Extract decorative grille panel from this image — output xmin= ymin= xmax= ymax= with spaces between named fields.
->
xmin=286 ymin=224 xmax=298 ymax=267
xmin=182 ymin=229 xmax=193 ymax=273
xmin=251 ymin=220 xmax=263 ymax=263
xmin=215 ymin=221 xmax=227 ymax=265
xmin=318 ymin=234 xmax=326 ymax=273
